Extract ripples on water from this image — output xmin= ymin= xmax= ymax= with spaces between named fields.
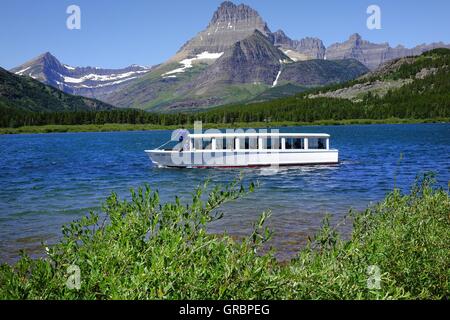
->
xmin=0 ymin=124 xmax=449 ymax=262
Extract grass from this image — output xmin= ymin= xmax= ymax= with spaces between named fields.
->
xmin=1 ymin=118 xmax=449 ymax=135
xmin=0 ymin=174 xmax=448 ymax=300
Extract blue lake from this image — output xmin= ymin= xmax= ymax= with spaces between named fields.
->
xmin=0 ymin=123 xmax=449 ymax=262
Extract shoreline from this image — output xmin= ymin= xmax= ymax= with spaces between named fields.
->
xmin=0 ymin=118 xmax=449 ymax=135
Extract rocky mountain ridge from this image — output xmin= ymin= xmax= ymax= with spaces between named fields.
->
xmin=11 ymin=52 xmax=152 ymax=101
xmin=0 ymin=67 xmax=114 ymax=112
xmin=8 ymin=1 xmax=450 ymax=111
xmin=325 ymin=33 xmax=450 ymax=70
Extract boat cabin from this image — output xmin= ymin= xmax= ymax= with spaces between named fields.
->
xmin=187 ymin=133 xmax=330 ymax=152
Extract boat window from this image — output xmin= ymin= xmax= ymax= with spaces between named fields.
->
xmin=226 ymin=138 xmax=235 ymax=150
xmin=216 ymin=138 xmax=224 ymax=150
xmin=251 ymin=138 xmax=258 ymax=149
xmin=260 ymin=137 xmax=271 ymax=150
xmin=265 ymin=137 xmax=281 ymax=150
xmin=202 ymin=139 xmax=212 ymax=150
xmin=259 ymin=137 xmax=278 ymax=150
xmin=285 ymin=138 xmax=293 ymax=149
xmin=293 ymin=138 xmax=304 ymax=149
xmin=242 ymin=137 xmax=257 ymax=150
xmin=285 ymin=138 xmax=304 ymax=150
xmin=309 ymin=138 xmax=327 ymax=150
xmin=194 ymin=138 xmax=202 ymax=150
xmin=216 ymin=137 xmax=235 ymax=150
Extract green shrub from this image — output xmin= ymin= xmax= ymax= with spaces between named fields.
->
xmin=283 ymin=173 xmax=449 ymax=299
xmin=0 ymin=175 xmax=448 ymax=300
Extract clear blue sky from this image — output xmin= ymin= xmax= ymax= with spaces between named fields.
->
xmin=1 ymin=0 xmax=449 ymax=69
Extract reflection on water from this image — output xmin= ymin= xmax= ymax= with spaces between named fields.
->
xmin=0 ymin=124 xmax=449 ymax=262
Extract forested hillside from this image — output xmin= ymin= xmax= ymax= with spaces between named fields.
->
xmin=1 ymin=49 xmax=449 ymax=129
xmin=0 ymin=67 xmax=113 ymax=114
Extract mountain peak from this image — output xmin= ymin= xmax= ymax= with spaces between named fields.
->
xmin=216 ymin=1 xmax=237 ymax=12
xmin=211 ymin=1 xmax=262 ymax=25
xmin=40 ymin=51 xmax=54 ymax=58
xmin=22 ymin=52 xmax=62 ymax=70
xmin=35 ymin=52 xmax=58 ymax=62
xmin=274 ymin=29 xmax=286 ymax=36
xmin=273 ymin=29 xmax=294 ymax=48
xmin=273 ymin=31 xmax=325 ymax=60
xmin=349 ymin=33 xmax=363 ymax=42
xmin=177 ymin=1 xmax=272 ymax=57
xmin=10 ymin=52 xmax=64 ymax=77
xmin=295 ymin=37 xmax=326 ymax=59
xmin=218 ymin=1 xmax=235 ymax=8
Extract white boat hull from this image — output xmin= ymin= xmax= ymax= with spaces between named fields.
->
xmin=145 ymin=150 xmax=339 ymax=168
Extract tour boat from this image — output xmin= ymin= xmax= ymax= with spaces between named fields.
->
xmin=145 ymin=130 xmax=339 ymax=168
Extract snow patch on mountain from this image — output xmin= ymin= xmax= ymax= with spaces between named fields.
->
xmin=15 ymin=66 xmax=32 ymax=75
xmin=80 ymin=77 xmax=140 ymax=88
xmin=63 ymin=70 xmax=149 ymax=84
xmin=162 ymin=51 xmax=224 ymax=77
xmin=272 ymin=70 xmax=282 ymax=87
xmin=64 ymin=65 xmax=76 ymax=71
xmin=56 ymin=76 xmax=140 ymax=89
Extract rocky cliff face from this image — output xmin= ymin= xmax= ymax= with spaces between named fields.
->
xmin=274 ymin=30 xmax=450 ymax=70
xmin=326 ymin=34 xmax=391 ymax=70
xmin=10 ymin=52 xmax=152 ymax=100
xmin=273 ymin=30 xmax=295 ymax=48
xmin=278 ymin=59 xmax=368 ymax=86
xmin=177 ymin=1 xmax=272 ymax=58
xmin=190 ymin=30 xmax=289 ymax=88
xmin=273 ymin=30 xmax=326 ymax=61
xmin=296 ymin=37 xmax=326 ymax=60
xmin=326 ymin=34 xmax=450 ymax=70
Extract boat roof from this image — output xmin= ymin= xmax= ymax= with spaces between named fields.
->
xmin=188 ymin=133 xmax=330 ymax=138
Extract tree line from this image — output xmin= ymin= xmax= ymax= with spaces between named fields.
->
xmin=1 ymin=49 xmax=449 ymax=128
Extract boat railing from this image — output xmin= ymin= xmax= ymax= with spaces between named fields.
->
xmin=152 ymin=133 xmax=332 ymax=152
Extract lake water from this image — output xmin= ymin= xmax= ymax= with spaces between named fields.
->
xmin=0 ymin=124 xmax=449 ymax=263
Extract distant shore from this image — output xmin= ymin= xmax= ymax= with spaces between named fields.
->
xmin=1 ymin=118 xmax=449 ymax=135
